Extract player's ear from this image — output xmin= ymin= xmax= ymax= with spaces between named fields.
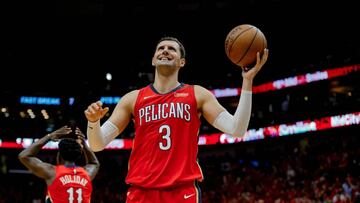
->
xmin=152 ymin=56 xmax=156 ymax=66
xmin=180 ymin=58 xmax=186 ymax=68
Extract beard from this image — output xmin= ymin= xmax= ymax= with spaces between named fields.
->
xmin=155 ymin=59 xmax=175 ymax=67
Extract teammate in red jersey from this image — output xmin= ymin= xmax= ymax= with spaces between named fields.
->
xmin=18 ymin=126 xmax=100 ymax=203
xmin=85 ymin=36 xmax=268 ymax=202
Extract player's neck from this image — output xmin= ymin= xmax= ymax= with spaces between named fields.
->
xmin=153 ymin=68 xmax=180 ymax=94
xmin=153 ymin=75 xmax=180 ymax=94
xmin=64 ymin=161 xmax=76 ymax=168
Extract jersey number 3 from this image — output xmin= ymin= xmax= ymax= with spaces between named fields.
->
xmin=159 ymin=125 xmax=171 ymax=150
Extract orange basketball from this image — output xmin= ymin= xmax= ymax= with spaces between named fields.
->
xmin=225 ymin=24 xmax=267 ymax=68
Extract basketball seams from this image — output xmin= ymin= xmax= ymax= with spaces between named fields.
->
xmin=262 ymin=31 xmax=267 ymax=51
xmin=225 ymin=24 xmax=266 ymax=68
xmin=236 ymin=28 xmax=259 ymax=65
xmin=225 ymin=25 xmax=254 ymax=57
xmin=261 ymin=33 xmax=267 ymax=57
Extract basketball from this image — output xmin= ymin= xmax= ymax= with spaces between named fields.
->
xmin=225 ymin=24 xmax=267 ymax=68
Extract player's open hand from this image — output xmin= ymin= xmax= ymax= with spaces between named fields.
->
xmin=74 ymin=127 xmax=86 ymax=149
xmin=242 ymin=48 xmax=269 ymax=80
xmin=48 ymin=126 xmax=72 ymax=141
xmin=84 ymin=101 xmax=109 ymax=122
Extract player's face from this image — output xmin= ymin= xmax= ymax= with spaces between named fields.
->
xmin=152 ymin=40 xmax=185 ymax=68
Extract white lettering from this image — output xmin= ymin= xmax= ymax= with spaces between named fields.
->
xmin=279 ymin=121 xmax=317 ymax=136
xmin=306 ymin=71 xmax=328 ymax=82
xmin=151 ymin=104 xmax=158 ymax=121
xmin=162 ymin=103 xmax=169 ymax=119
xmin=169 ymin=103 xmax=176 ymax=118
xmin=273 ymin=76 xmax=298 ymax=89
xmin=145 ymin=106 xmax=151 ymax=123
xmin=59 ymin=175 xmax=88 ymax=187
xmin=184 ymin=104 xmax=191 ymax=121
xmin=331 ymin=113 xmax=360 ymax=127
xmin=176 ymin=103 xmax=184 ymax=119
xmin=139 ymin=109 xmax=144 ymax=126
xmin=138 ymin=102 xmax=192 ymax=125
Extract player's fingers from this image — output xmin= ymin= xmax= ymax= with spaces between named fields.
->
xmin=247 ymin=52 xmax=261 ymax=72
xmin=84 ymin=109 xmax=99 ymax=122
xmin=85 ymin=108 xmax=99 ymax=120
xmin=101 ymin=107 xmax=110 ymax=117
xmin=255 ymin=49 xmax=268 ymax=70
xmin=96 ymin=100 xmax=103 ymax=107
xmin=84 ymin=109 xmax=91 ymax=116
xmin=262 ymin=48 xmax=269 ymax=62
xmin=91 ymin=102 xmax=105 ymax=113
xmin=103 ymin=107 xmax=109 ymax=113
xmin=76 ymin=132 xmax=85 ymax=139
xmin=255 ymin=52 xmax=261 ymax=66
xmin=60 ymin=126 xmax=72 ymax=135
xmin=62 ymin=126 xmax=71 ymax=130
xmin=90 ymin=102 xmax=101 ymax=111
xmin=60 ymin=126 xmax=72 ymax=133
xmin=86 ymin=107 xmax=97 ymax=114
xmin=75 ymin=128 xmax=84 ymax=136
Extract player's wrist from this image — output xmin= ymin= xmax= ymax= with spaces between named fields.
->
xmin=88 ymin=120 xmax=100 ymax=130
xmin=88 ymin=118 xmax=100 ymax=123
xmin=47 ymin=133 xmax=54 ymax=141
xmin=241 ymin=90 xmax=252 ymax=94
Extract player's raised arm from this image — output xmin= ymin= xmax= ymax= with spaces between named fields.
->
xmin=18 ymin=126 xmax=72 ymax=182
xmin=197 ymin=49 xmax=268 ymax=138
xmin=85 ymin=90 xmax=139 ymax=151
xmin=75 ymin=127 xmax=100 ymax=181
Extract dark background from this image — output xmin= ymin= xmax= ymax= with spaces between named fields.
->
xmin=1 ymin=1 xmax=360 ymax=202
xmin=1 ymin=0 xmax=359 ymax=138
xmin=2 ymin=0 xmax=359 ymax=94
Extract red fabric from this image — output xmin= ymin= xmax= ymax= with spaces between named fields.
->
xmin=126 ymin=182 xmax=200 ymax=203
xmin=47 ymin=165 xmax=92 ymax=203
xmin=126 ymin=84 xmax=202 ymax=188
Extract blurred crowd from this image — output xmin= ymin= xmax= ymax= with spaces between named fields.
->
xmin=0 ymin=127 xmax=359 ymax=203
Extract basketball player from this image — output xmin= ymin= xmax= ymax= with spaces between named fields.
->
xmin=18 ymin=126 xmax=100 ymax=203
xmin=85 ymin=36 xmax=268 ymax=203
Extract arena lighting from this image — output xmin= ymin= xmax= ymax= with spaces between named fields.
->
xmin=106 ymin=73 xmax=112 ymax=81
xmin=20 ymin=96 xmax=61 ymax=105
xmin=18 ymin=96 xmax=122 ymax=106
xmin=211 ymin=64 xmax=360 ymax=97
xmin=68 ymin=97 xmax=75 ymax=105
xmin=16 ymin=65 xmax=359 ymax=106
xmin=100 ymin=96 xmax=121 ymax=105
xmin=1 ymin=111 xmax=359 ymax=149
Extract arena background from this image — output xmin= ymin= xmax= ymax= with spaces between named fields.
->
xmin=1 ymin=0 xmax=359 ymax=202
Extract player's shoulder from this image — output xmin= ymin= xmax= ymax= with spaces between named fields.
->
xmin=127 ymin=89 xmax=140 ymax=96
xmin=194 ymin=85 xmax=212 ymax=94
xmin=193 ymin=84 xmax=203 ymax=90
xmin=193 ymin=85 xmax=215 ymax=104
xmin=123 ymin=89 xmax=140 ymax=99
xmin=114 ymin=90 xmax=140 ymax=108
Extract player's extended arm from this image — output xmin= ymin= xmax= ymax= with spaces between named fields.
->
xmin=198 ymin=86 xmax=251 ymax=138
xmin=75 ymin=128 xmax=100 ymax=181
xmin=85 ymin=90 xmax=138 ymax=152
xmin=18 ymin=126 xmax=72 ymax=181
xmin=212 ymin=89 xmax=252 ymax=138
xmin=200 ymin=49 xmax=268 ymax=138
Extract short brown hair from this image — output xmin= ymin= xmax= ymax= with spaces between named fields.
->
xmin=157 ymin=36 xmax=186 ymax=58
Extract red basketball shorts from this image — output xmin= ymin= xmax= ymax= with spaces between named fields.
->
xmin=126 ymin=182 xmax=201 ymax=203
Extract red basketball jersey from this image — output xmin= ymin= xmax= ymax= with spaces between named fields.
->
xmin=126 ymin=84 xmax=203 ymax=188
xmin=47 ymin=165 xmax=92 ymax=203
